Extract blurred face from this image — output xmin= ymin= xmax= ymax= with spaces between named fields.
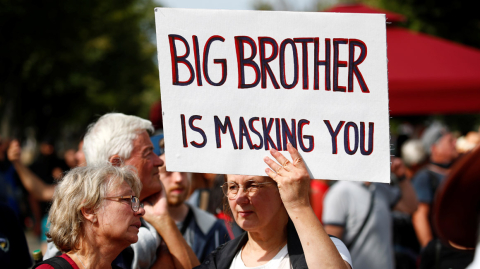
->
xmin=125 ymin=131 xmax=164 ymax=201
xmin=96 ymin=180 xmax=145 ymax=246
xmin=432 ymin=133 xmax=458 ymax=163
xmin=226 ymin=175 xmax=287 ymax=232
xmin=75 ymin=140 xmax=86 ymax=167
xmin=159 ymin=154 xmax=190 ymax=207
xmin=64 ymin=149 xmax=77 ymax=168
xmin=40 ymin=143 xmax=54 ymax=155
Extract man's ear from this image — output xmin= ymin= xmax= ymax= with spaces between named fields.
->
xmin=81 ymin=207 xmax=97 ymax=223
xmin=109 ymin=155 xmax=123 ymax=167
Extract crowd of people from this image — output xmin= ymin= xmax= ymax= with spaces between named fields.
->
xmin=0 ymin=110 xmax=479 ymax=269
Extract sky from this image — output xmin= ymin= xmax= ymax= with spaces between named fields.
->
xmin=156 ymin=0 xmax=332 ymax=11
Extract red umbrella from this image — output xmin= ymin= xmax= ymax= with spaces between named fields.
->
xmin=325 ymin=4 xmax=480 ymax=115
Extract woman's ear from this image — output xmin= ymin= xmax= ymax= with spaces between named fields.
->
xmin=81 ymin=207 xmax=97 ymax=223
xmin=109 ymin=155 xmax=123 ymax=167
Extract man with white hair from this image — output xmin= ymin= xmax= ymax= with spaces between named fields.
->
xmin=45 ymin=113 xmax=200 ymax=269
xmin=412 ymin=122 xmax=458 ymax=249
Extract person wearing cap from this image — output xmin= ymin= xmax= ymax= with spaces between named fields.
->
xmin=411 ymin=122 xmax=458 ymax=248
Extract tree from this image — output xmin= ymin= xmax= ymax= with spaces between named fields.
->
xmin=0 ymin=0 xmax=160 ymax=142
xmin=362 ymin=0 xmax=480 ymax=49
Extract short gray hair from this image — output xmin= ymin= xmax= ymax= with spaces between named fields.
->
xmin=47 ymin=163 xmax=142 ymax=252
xmin=401 ymin=139 xmax=427 ymax=167
xmin=83 ymin=113 xmax=154 ymax=165
xmin=421 ymin=121 xmax=447 ymax=155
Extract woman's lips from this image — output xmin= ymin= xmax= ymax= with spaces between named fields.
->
xmin=130 ymin=221 xmax=141 ymax=231
xmin=238 ymin=211 xmax=253 ymax=217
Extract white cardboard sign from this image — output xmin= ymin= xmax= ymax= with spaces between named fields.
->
xmin=155 ymin=8 xmax=390 ymax=183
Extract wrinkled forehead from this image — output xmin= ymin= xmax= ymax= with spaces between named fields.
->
xmin=105 ymin=176 xmax=134 ymax=197
xmin=226 ymin=174 xmax=272 ymax=183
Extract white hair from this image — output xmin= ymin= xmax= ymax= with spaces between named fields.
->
xmin=48 ymin=163 xmax=142 ymax=252
xmin=401 ymin=139 xmax=427 ymax=167
xmin=83 ymin=113 xmax=154 ymax=164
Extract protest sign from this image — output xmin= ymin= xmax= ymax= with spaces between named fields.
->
xmin=155 ymin=8 xmax=390 ymax=183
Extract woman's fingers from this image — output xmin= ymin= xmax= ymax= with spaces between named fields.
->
xmin=264 ymin=143 xmax=312 ymax=210
xmin=264 ymin=143 xmax=309 ymax=178
xmin=269 ymin=147 xmax=290 ymax=167
xmin=286 ymin=143 xmax=306 ymax=170
xmin=265 ymin=167 xmax=279 ymax=180
xmin=264 ymin=155 xmax=283 ymax=175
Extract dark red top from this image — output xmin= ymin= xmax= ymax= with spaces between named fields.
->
xmin=36 ymin=253 xmax=80 ymax=269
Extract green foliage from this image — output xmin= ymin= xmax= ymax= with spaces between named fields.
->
xmin=363 ymin=0 xmax=480 ymax=49
xmin=0 ymin=0 xmax=160 ymax=140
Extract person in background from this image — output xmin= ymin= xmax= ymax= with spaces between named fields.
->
xmin=432 ymin=147 xmax=478 ymax=269
xmin=455 ymin=131 xmax=480 ymax=155
xmin=411 ymin=122 xmax=458 ymax=249
xmin=7 ymin=138 xmax=86 ymax=202
xmin=158 ymin=152 xmax=231 ymax=262
xmin=401 ymin=139 xmax=428 ymax=179
xmin=7 ymin=138 xmax=82 ymax=254
xmin=0 ymin=202 xmax=32 ymax=269
xmin=391 ymin=139 xmax=428 ymax=268
xmin=411 ymin=122 xmax=475 ymax=268
xmin=0 ymin=136 xmax=24 ymax=215
xmin=27 ymin=138 xmax=64 ymax=252
xmin=35 ymin=163 xmax=145 ymax=269
xmin=63 ymin=148 xmax=78 ymax=169
xmin=75 ymin=140 xmax=86 ymax=166
xmin=323 ymin=157 xmax=418 ymax=269
xmin=197 ymin=144 xmax=353 ymax=269
xmin=43 ymin=113 xmax=200 ymax=269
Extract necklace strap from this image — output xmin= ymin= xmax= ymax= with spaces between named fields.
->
xmin=74 ymin=253 xmax=87 ymax=269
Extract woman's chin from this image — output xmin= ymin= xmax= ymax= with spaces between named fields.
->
xmin=237 ymin=220 xmax=260 ymax=232
xmin=124 ymin=234 xmax=139 ymax=245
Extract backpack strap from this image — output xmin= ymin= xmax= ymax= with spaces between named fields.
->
xmin=346 ymin=187 xmax=375 ymax=250
xmin=33 ymin=256 xmax=73 ymax=269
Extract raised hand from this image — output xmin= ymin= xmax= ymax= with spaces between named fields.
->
xmin=142 ymin=180 xmax=170 ymax=223
xmin=264 ymin=143 xmax=311 ymax=211
xmin=7 ymin=139 xmax=21 ymax=163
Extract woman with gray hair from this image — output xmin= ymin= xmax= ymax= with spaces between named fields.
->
xmin=34 ymin=163 xmax=145 ymax=269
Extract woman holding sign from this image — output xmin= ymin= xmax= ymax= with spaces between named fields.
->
xmin=196 ymin=143 xmax=352 ymax=269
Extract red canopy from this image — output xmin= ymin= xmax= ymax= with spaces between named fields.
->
xmin=325 ymin=4 xmax=480 ymax=115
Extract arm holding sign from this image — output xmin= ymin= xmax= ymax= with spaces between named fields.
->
xmin=264 ymin=143 xmax=351 ymax=269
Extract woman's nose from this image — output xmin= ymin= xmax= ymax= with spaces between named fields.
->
xmin=135 ymin=206 xmax=145 ymax=216
xmin=235 ymin=187 xmax=250 ymax=203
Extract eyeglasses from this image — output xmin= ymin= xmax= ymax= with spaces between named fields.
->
xmin=104 ymin=195 xmax=144 ymax=212
xmin=221 ymin=181 xmax=275 ymax=199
